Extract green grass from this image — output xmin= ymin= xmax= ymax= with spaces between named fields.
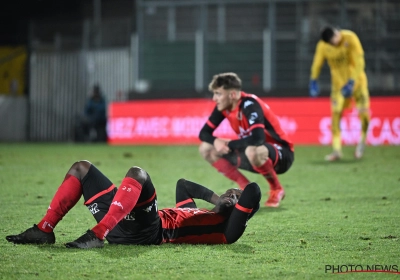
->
xmin=0 ymin=143 xmax=399 ymax=280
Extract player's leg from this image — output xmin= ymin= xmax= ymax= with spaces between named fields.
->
xmin=353 ymin=87 xmax=370 ymax=159
xmin=199 ymin=141 xmax=250 ymax=189
xmin=55 ymin=162 xmax=118 ymax=248
xmin=5 ymin=160 xmax=94 ymax=245
xmin=326 ymin=93 xmax=346 ymax=161
xmin=245 ymin=144 xmax=293 ymax=207
xmin=67 ymin=166 xmax=161 ymax=248
xmin=224 ymin=182 xmax=261 ymax=244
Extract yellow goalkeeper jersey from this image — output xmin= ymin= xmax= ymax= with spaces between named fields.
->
xmin=310 ymin=30 xmax=367 ymax=92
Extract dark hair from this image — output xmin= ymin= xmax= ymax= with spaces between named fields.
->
xmin=208 ymin=72 xmax=242 ymax=91
xmin=321 ymin=26 xmax=335 ymax=43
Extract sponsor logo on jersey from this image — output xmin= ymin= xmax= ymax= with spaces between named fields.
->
xmin=124 ymin=213 xmax=135 ymax=221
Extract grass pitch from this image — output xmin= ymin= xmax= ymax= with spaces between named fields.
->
xmin=0 ymin=143 xmax=399 ymax=279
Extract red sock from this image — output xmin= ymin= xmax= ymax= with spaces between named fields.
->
xmin=252 ymin=158 xmax=282 ymax=191
xmin=212 ymin=158 xmax=250 ymax=189
xmin=37 ymin=174 xmax=82 ymax=233
xmin=92 ymin=177 xmax=142 ymax=240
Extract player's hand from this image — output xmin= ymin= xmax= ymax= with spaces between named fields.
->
xmin=341 ymin=79 xmax=355 ymax=98
xmin=214 ymin=138 xmax=230 ymax=155
xmin=309 ymin=80 xmax=319 ymax=97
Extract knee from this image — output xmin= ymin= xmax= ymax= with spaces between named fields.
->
xmin=126 ymin=166 xmax=148 ymax=185
xmin=68 ymin=160 xmax=91 ymax=179
xmin=176 ymin=178 xmax=186 ymax=191
xmin=176 ymin=178 xmax=186 ymax=186
xmin=199 ymin=142 xmax=214 ymax=160
xmin=245 ymin=146 xmax=258 ymax=165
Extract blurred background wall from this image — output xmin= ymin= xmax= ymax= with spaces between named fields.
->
xmin=1 ymin=0 xmax=399 ymax=141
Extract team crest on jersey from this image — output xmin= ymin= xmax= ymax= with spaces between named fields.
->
xmin=244 ymin=100 xmax=253 ymax=108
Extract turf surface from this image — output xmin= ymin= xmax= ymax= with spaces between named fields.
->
xmin=0 ymin=143 xmax=399 ymax=279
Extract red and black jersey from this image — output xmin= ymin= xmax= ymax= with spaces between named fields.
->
xmin=200 ymin=91 xmax=294 ymax=151
xmin=153 ymin=178 xmax=259 ymax=245
xmin=158 ymin=207 xmax=228 ymax=244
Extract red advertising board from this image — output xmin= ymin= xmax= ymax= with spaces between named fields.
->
xmin=108 ymin=97 xmax=400 ymax=145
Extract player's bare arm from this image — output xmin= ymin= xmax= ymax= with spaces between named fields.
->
xmin=214 ymin=138 xmax=230 ymax=155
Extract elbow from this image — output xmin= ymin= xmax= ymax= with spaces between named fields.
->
xmin=199 ymin=130 xmax=207 ymax=142
xmin=198 ymin=133 xmax=204 ymax=142
xmin=249 ymin=128 xmax=265 ymax=146
xmin=249 ymin=136 xmax=265 ymax=146
xmin=253 ymin=138 xmax=265 ymax=146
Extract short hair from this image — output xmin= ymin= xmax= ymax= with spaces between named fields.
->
xmin=208 ymin=72 xmax=242 ymax=92
xmin=320 ymin=26 xmax=335 ymax=43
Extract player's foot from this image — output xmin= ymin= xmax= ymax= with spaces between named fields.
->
xmin=6 ymin=224 xmax=55 ymax=244
xmin=324 ymin=151 xmax=342 ymax=161
xmin=65 ymin=230 xmax=104 ymax=249
xmin=265 ymin=188 xmax=285 ymax=207
xmin=354 ymin=142 xmax=365 ymax=159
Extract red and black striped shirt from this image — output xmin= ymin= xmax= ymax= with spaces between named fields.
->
xmin=159 ymin=207 xmax=228 ymax=244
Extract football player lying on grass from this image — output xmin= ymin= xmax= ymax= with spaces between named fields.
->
xmin=6 ymin=160 xmax=260 ymax=248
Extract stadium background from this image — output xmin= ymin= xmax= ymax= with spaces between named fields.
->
xmin=0 ymin=0 xmax=399 ymax=143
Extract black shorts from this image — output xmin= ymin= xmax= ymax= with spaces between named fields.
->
xmin=223 ymin=143 xmax=294 ymax=175
xmin=81 ymin=165 xmax=162 ymax=245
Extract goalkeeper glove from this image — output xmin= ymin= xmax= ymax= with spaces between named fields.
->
xmin=309 ymin=80 xmax=319 ymax=97
xmin=341 ymin=79 xmax=355 ymax=98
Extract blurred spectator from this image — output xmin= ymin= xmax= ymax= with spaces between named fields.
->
xmin=75 ymin=84 xmax=107 ymax=142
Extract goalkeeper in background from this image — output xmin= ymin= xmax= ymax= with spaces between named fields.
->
xmin=309 ymin=26 xmax=370 ymax=161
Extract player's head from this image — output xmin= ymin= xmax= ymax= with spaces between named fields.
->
xmin=208 ymin=73 xmax=242 ymax=111
xmin=209 ymin=72 xmax=242 ymax=92
xmin=215 ymin=188 xmax=243 ymax=215
xmin=321 ymin=26 xmax=341 ymax=46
